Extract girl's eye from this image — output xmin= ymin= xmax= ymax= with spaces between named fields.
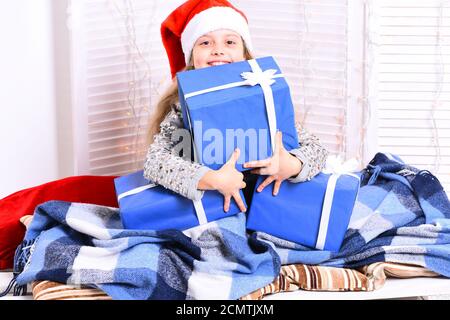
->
xmin=200 ymin=40 xmax=210 ymax=46
xmin=226 ymin=40 xmax=236 ymax=45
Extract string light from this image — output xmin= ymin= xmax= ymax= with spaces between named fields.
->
xmin=297 ymin=0 xmax=310 ymax=127
xmin=363 ymin=0 xmax=445 ymax=177
xmin=430 ymin=1 xmax=444 ymax=172
xmin=110 ymin=0 xmax=156 ymax=172
xmin=340 ymin=0 xmax=349 ymax=158
xmin=296 ymin=0 xmax=347 ymax=157
xmin=360 ymin=0 xmax=376 ymax=168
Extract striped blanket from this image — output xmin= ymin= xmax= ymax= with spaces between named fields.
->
xmin=2 ymin=152 xmax=450 ymax=300
xmin=240 ymin=262 xmax=440 ymax=299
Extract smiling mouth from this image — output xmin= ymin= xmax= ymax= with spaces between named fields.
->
xmin=208 ymin=61 xmax=231 ymax=66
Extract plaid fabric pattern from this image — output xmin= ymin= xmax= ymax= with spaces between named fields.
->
xmin=3 ymin=152 xmax=450 ymax=300
xmin=11 ymin=205 xmax=279 ymax=300
xmin=21 ymin=214 xmax=436 ymax=301
xmin=19 ymin=216 xmax=111 ymax=300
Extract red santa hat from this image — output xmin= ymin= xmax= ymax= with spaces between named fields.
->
xmin=161 ymin=0 xmax=253 ymax=78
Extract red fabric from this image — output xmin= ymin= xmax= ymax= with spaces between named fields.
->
xmin=161 ymin=0 xmax=247 ymax=78
xmin=0 ymin=175 xmax=118 ymax=270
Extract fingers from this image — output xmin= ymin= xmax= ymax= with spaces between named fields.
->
xmin=242 ymin=132 xmax=284 ymax=170
xmin=226 ymin=148 xmax=240 ymax=167
xmin=273 ymin=180 xmax=282 ymax=196
xmin=256 ymin=177 xmax=283 ymax=195
xmin=224 ymin=195 xmax=231 ymax=213
xmin=224 ymin=193 xmax=247 ymax=213
xmin=257 ymin=176 xmax=276 ymax=192
xmin=232 ymin=192 xmax=247 ymax=213
xmin=275 ymin=131 xmax=282 ymax=153
xmin=244 ymin=158 xmax=272 ymax=169
xmin=250 ymin=165 xmax=276 ymax=176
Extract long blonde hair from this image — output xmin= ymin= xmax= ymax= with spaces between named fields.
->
xmin=147 ymin=45 xmax=254 ymax=145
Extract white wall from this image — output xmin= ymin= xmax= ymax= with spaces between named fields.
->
xmin=52 ymin=0 xmax=74 ymax=181
xmin=0 ymin=0 xmax=73 ymax=198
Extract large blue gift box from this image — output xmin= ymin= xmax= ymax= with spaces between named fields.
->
xmin=177 ymin=56 xmax=299 ymax=172
xmin=246 ymin=172 xmax=361 ymax=252
xmin=114 ymin=170 xmax=245 ymax=231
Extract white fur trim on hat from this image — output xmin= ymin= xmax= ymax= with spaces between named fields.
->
xmin=181 ymin=6 xmax=252 ymax=64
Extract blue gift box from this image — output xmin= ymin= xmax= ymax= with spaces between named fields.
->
xmin=114 ymin=170 xmax=245 ymax=231
xmin=246 ymin=172 xmax=361 ymax=252
xmin=177 ymin=56 xmax=299 ymax=172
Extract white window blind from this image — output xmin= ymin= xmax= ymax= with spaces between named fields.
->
xmin=70 ymin=0 xmax=349 ymax=177
xmin=70 ymin=0 xmax=186 ymax=176
xmin=367 ymin=0 xmax=450 ymax=194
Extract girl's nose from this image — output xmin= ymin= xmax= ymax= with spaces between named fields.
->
xmin=211 ymin=45 xmax=225 ymax=56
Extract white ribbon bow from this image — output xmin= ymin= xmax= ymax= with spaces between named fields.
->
xmin=184 ymin=59 xmax=284 ymax=155
xmin=315 ymin=155 xmax=360 ymax=250
xmin=322 ymin=155 xmax=360 ymax=176
xmin=241 ymin=69 xmax=278 ymax=87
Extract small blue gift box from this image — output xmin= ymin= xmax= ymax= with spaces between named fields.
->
xmin=246 ymin=172 xmax=361 ymax=252
xmin=114 ymin=170 xmax=245 ymax=231
xmin=177 ymin=56 xmax=299 ymax=171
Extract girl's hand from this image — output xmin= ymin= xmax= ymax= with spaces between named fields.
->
xmin=243 ymin=131 xmax=302 ymax=196
xmin=198 ymin=148 xmax=247 ymax=213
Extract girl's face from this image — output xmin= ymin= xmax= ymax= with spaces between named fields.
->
xmin=191 ymin=29 xmax=246 ymax=69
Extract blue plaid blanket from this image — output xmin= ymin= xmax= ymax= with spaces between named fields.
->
xmin=6 ymin=206 xmax=279 ymax=300
xmin=2 ymin=153 xmax=450 ymax=299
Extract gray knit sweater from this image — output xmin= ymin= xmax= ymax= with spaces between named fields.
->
xmin=143 ymin=102 xmax=329 ymax=201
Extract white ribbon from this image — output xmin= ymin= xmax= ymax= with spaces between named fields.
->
xmin=117 ymin=183 xmax=156 ymax=201
xmin=315 ymin=156 xmax=360 ymax=250
xmin=192 ymin=199 xmax=208 ymax=225
xmin=322 ymin=155 xmax=360 ymax=177
xmin=184 ymin=59 xmax=284 ymax=154
xmin=118 ymin=180 xmax=208 ymax=226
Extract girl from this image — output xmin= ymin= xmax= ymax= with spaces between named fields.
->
xmin=144 ymin=0 xmax=329 ymax=213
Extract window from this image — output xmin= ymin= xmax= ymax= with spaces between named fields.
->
xmin=69 ymin=0 xmax=449 ymax=194
xmin=70 ymin=0 xmax=186 ymax=176
xmin=70 ymin=0 xmax=349 ymax=176
xmin=366 ymin=0 xmax=450 ymax=193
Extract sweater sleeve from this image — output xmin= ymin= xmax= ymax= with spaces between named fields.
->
xmin=287 ymin=120 xmax=329 ymax=183
xmin=143 ymin=104 xmax=211 ymax=201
